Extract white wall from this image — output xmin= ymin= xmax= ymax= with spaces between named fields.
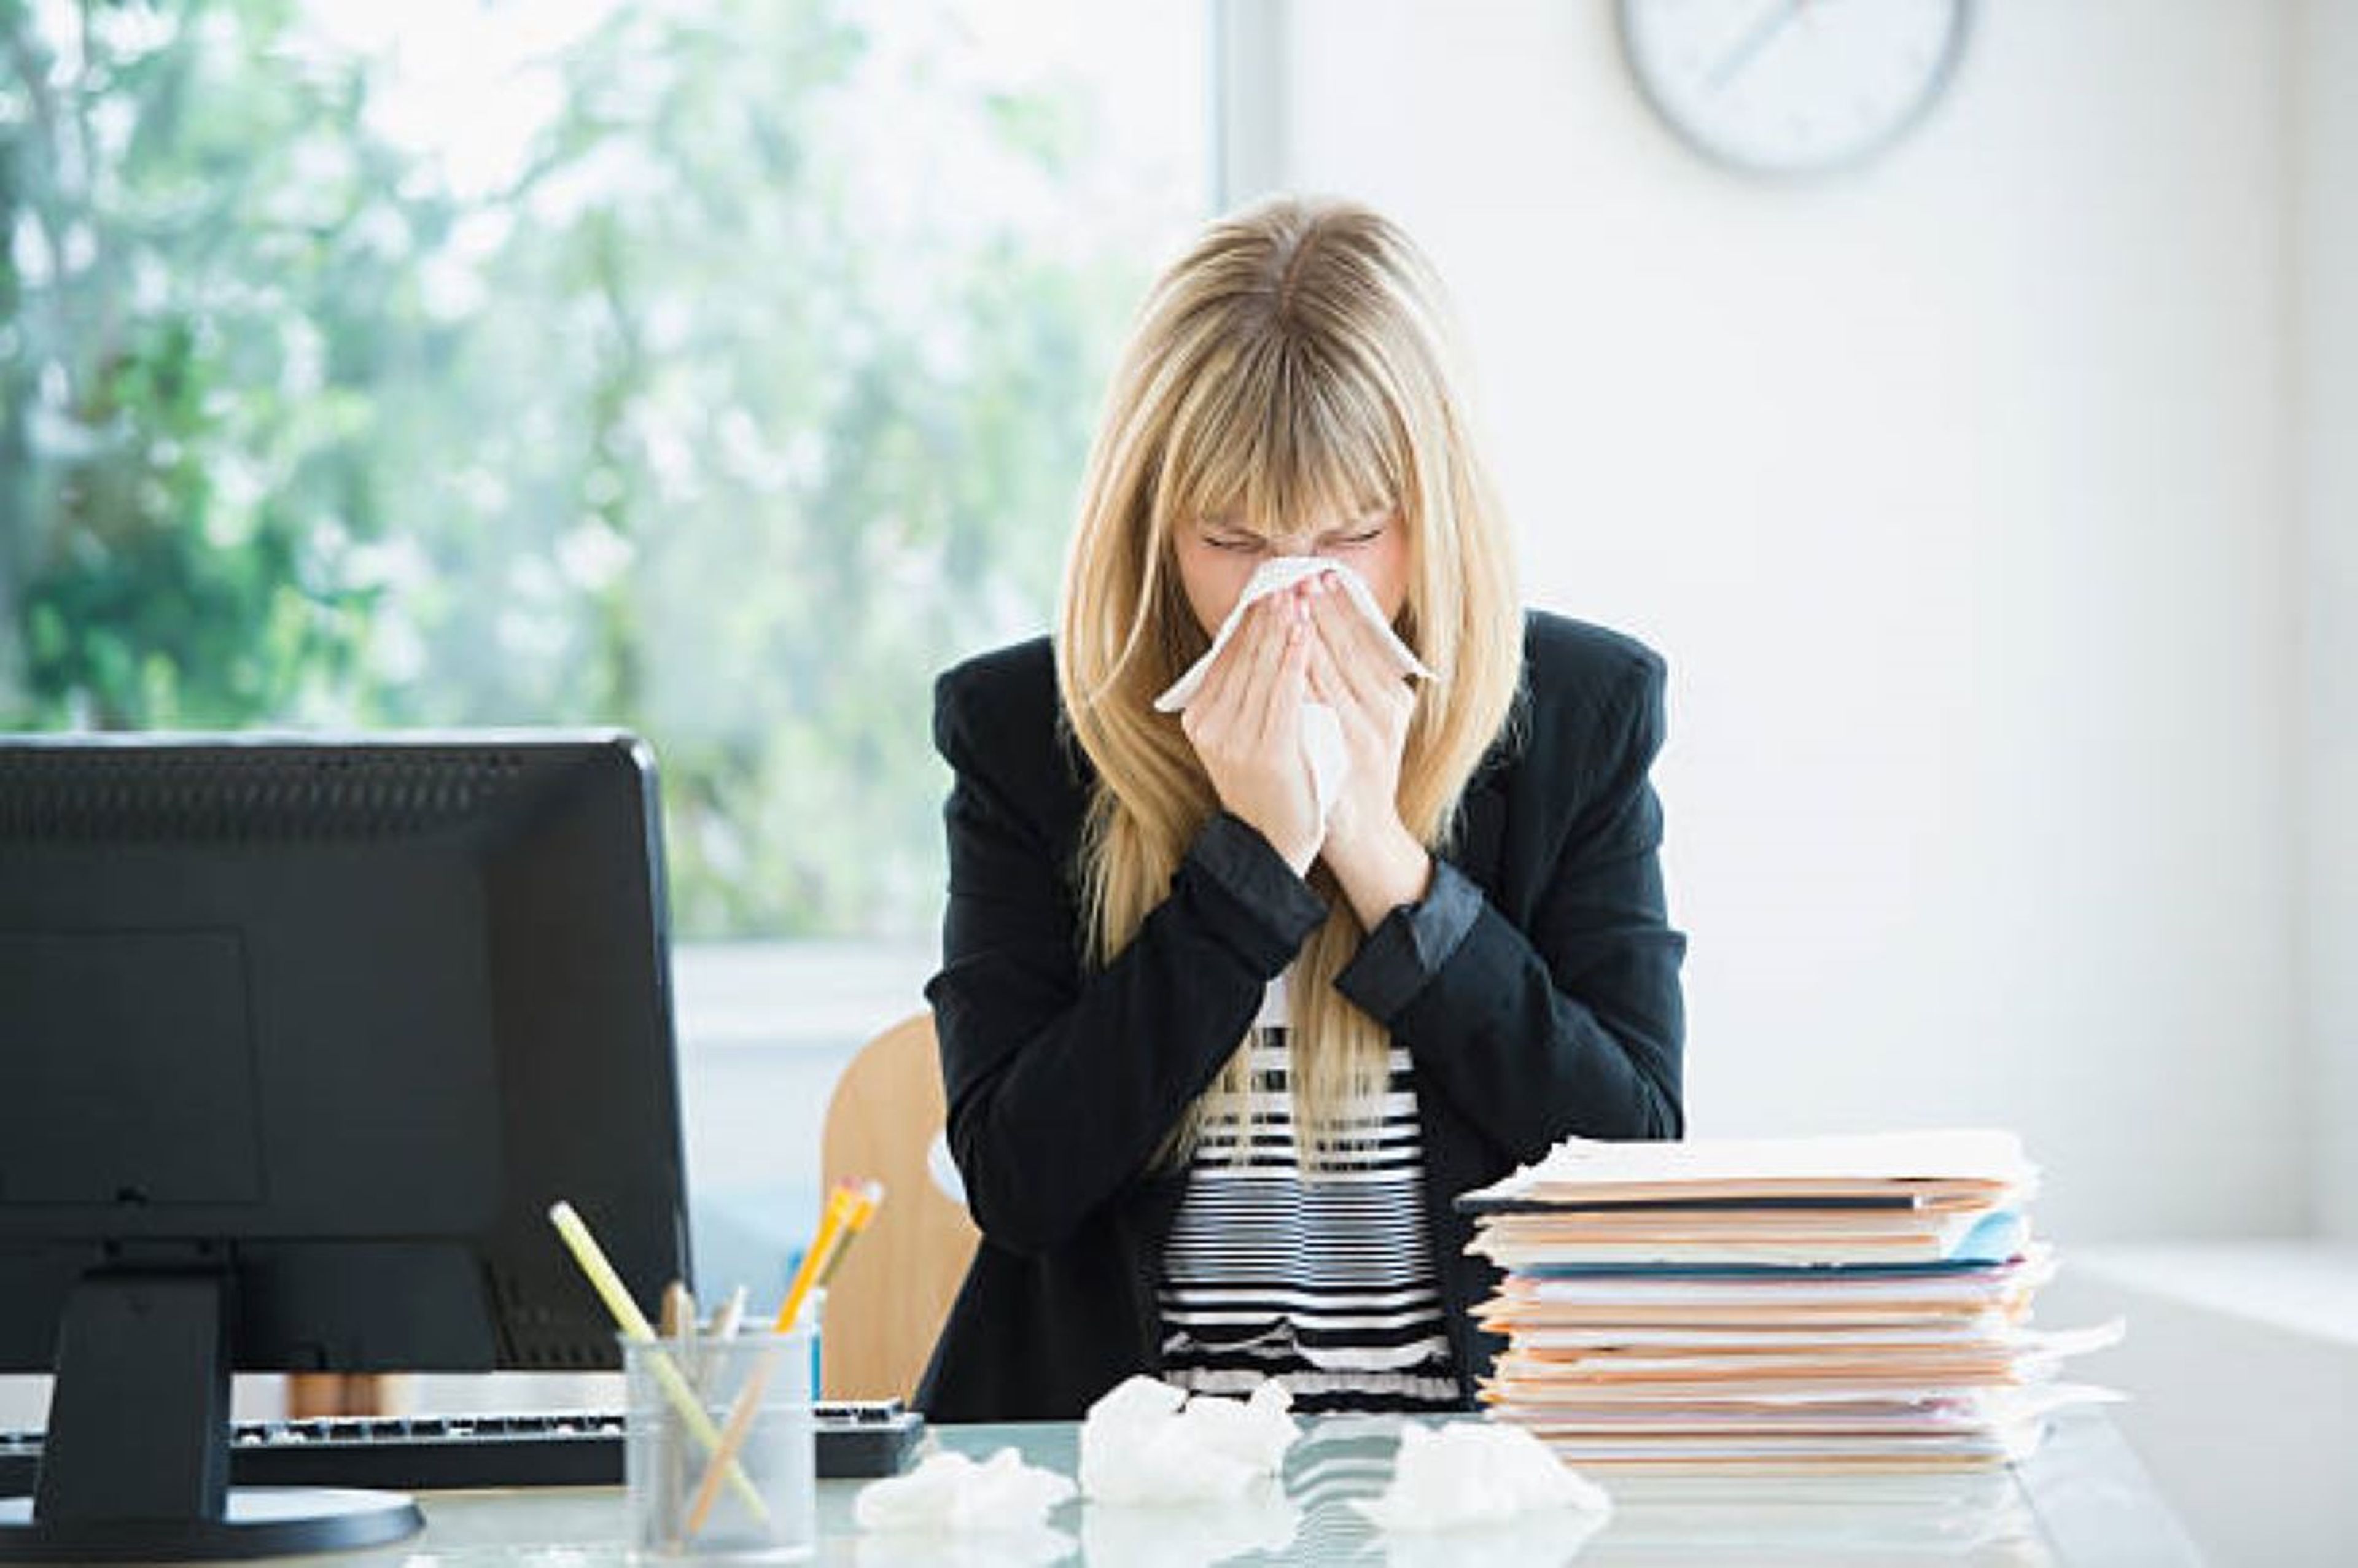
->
xmin=2297 ymin=1 xmax=2358 ymax=1245
xmin=1278 ymin=1 xmax=2304 ymax=1242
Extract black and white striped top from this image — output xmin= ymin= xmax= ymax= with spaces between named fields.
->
xmin=1156 ymin=979 xmax=1460 ymax=1413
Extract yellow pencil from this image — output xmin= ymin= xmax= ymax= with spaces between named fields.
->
xmin=779 ymin=1180 xmax=880 ymax=1331
xmin=809 ymin=1182 xmax=884 ymax=1302
xmin=545 ymin=1202 xmax=766 ymax=1520
xmin=771 ymin=1182 xmax=857 ymax=1337
xmin=683 ymin=1181 xmax=885 ymax=1536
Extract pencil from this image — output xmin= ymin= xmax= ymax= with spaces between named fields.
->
xmin=683 ymin=1181 xmax=885 ymax=1535
xmin=661 ymin=1281 xmax=695 ymax=1339
xmin=810 ymin=1182 xmax=884 ymax=1301
xmin=711 ymin=1284 xmax=750 ymax=1342
xmin=779 ymin=1179 xmax=881 ymax=1331
xmin=545 ymin=1202 xmax=766 ymax=1520
xmin=771 ymin=1182 xmax=857 ymax=1337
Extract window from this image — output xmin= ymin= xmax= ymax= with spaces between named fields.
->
xmin=1 ymin=0 xmax=1226 ymax=1325
xmin=1 ymin=0 xmax=1213 ymax=941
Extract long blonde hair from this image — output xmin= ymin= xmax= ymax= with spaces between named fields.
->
xmin=1056 ymin=195 xmax=1523 ymax=1167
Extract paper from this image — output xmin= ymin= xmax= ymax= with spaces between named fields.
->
xmin=1078 ymin=1375 xmax=1299 ymax=1506
xmin=1349 ymin=1420 xmax=1611 ymax=1534
xmin=1460 ymin=1128 xmax=2039 ymax=1213
xmin=1153 ymin=557 xmax=1430 ymax=821
xmin=1492 ymin=1245 xmax=2056 ymax=1307
xmin=1471 ymin=1208 xmax=2030 ymax=1269
xmin=1460 ymin=1127 xmax=2122 ymax=1473
xmin=854 ymin=1448 xmax=1076 ymax=1535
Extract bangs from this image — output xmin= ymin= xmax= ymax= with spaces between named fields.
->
xmin=1158 ymin=333 xmax=1408 ymax=541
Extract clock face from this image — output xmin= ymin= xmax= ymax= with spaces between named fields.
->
xmin=1619 ymin=0 xmax=1971 ymax=177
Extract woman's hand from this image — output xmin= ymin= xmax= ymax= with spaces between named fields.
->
xmin=1180 ymin=584 xmax=1323 ymax=876
xmin=1304 ymin=570 xmax=1433 ymax=926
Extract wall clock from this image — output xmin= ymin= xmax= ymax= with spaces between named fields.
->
xmin=1619 ymin=0 xmax=1973 ymax=177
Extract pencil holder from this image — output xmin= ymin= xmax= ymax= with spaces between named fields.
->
xmin=623 ymin=1327 xmax=816 ymax=1562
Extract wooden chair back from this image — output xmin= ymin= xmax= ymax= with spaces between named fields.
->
xmin=817 ymin=1012 xmax=978 ymax=1401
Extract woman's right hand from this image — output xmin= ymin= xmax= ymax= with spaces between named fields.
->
xmin=1178 ymin=584 xmax=1323 ymax=877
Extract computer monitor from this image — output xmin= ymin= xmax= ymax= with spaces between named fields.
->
xmin=0 ymin=732 xmax=693 ymax=1561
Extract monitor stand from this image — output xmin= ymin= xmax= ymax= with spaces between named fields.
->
xmin=0 ymin=1265 xmax=422 ymax=1562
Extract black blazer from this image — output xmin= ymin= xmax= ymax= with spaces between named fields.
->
xmin=915 ymin=610 xmax=1686 ymax=1422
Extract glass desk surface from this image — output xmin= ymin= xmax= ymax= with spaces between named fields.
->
xmin=295 ymin=1408 xmax=2199 ymax=1567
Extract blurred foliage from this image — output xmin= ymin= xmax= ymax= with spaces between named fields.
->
xmin=0 ymin=0 xmax=1177 ymax=936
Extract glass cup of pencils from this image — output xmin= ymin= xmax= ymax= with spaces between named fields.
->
xmin=615 ymin=1181 xmax=881 ymax=1562
xmin=623 ymin=1321 xmax=816 ymax=1562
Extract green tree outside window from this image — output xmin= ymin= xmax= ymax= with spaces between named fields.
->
xmin=1 ymin=0 xmax=1204 ymax=937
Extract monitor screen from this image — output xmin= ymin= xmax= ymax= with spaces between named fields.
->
xmin=0 ymin=732 xmax=692 ymax=1559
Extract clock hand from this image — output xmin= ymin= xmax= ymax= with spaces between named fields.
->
xmin=1708 ymin=0 xmax=1804 ymax=91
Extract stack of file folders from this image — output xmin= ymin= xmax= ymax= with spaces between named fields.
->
xmin=1458 ymin=1128 xmax=2123 ymax=1474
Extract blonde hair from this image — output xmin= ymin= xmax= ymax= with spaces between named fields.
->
xmin=1056 ymin=195 xmax=1523 ymax=1168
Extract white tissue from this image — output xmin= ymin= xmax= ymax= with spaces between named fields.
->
xmin=1153 ymin=557 xmax=1431 ymax=822
xmin=854 ymin=1446 xmax=1076 ymax=1535
xmin=1350 ymin=1421 xmax=1611 ymax=1534
xmin=1078 ymin=1375 xmax=1301 ymax=1505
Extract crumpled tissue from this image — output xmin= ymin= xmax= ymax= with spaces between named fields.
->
xmin=854 ymin=1446 xmax=1076 ymax=1534
xmin=1154 ymin=556 xmax=1431 ymax=821
xmin=1078 ymin=1375 xmax=1300 ymax=1505
xmin=1350 ymin=1421 xmax=1611 ymax=1534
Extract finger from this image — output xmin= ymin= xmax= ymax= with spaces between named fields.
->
xmin=1194 ymin=591 xmax=1278 ymax=728
xmin=1247 ymin=590 xmax=1308 ymax=746
xmin=1339 ymin=580 xmax=1405 ymax=716
xmin=1308 ymin=569 xmax=1386 ymax=662
xmin=1284 ymin=621 xmax=1313 ymax=742
xmin=1264 ymin=621 xmax=1314 ymax=794
xmin=1191 ymin=615 xmax=1242 ymax=721
xmin=1306 ymin=628 xmax=1391 ymax=758
xmin=1304 ymin=623 xmax=1344 ymax=710
xmin=1211 ymin=594 xmax=1278 ymax=745
xmin=1310 ymin=573 xmax=1409 ymax=713
xmin=1305 ymin=570 xmax=1366 ymax=656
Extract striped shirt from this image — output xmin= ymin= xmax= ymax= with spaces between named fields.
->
xmin=1156 ymin=977 xmax=1460 ymax=1413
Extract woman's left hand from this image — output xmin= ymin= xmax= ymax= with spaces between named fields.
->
xmin=1304 ymin=570 xmax=1434 ymax=927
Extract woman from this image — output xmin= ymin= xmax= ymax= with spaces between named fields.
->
xmin=916 ymin=196 xmax=1685 ymax=1422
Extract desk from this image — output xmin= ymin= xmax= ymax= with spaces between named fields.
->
xmin=290 ymin=1409 xmax=2198 ymax=1566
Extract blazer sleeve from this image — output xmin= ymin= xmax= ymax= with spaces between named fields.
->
xmin=1333 ymin=648 xmax=1686 ymax=1162
xmin=922 ymin=661 xmax=1329 ymax=1257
